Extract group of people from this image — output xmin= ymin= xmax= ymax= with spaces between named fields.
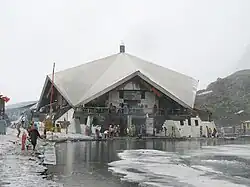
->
xmin=16 ymin=120 xmax=43 ymax=151
xmin=102 ymin=124 xmax=121 ymax=139
xmin=206 ymin=126 xmax=217 ymax=138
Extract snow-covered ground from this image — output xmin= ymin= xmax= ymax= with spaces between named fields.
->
xmin=0 ymin=128 xmax=19 ymax=156
xmin=0 ymin=124 xmax=94 ymax=187
xmin=45 ymin=128 xmax=93 ymax=142
xmin=0 ymin=154 xmax=61 ymax=187
xmin=0 ymin=128 xmax=62 ymax=187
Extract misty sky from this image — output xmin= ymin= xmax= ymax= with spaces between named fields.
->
xmin=1 ymin=0 xmax=250 ymax=104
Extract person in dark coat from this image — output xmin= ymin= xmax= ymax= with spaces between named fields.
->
xmin=16 ymin=122 xmax=21 ymax=138
xmin=28 ymin=124 xmax=42 ymax=151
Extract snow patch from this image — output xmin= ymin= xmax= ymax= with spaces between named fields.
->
xmin=108 ymin=149 xmax=248 ymax=187
xmin=197 ymin=90 xmax=213 ymax=96
xmin=0 ymin=128 xmax=19 ymax=155
xmin=45 ymin=128 xmax=92 ymax=142
xmin=235 ymin=110 xmax=244 ymax=114
xmin=0 ymin=154 xmax=62 ymax=187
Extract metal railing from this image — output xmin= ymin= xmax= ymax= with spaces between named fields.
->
xmin=75 ymin=106 xmax=150 ymax=115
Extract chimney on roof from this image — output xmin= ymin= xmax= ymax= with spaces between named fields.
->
xmin=120 ymin=42 xmax=125 ymax=53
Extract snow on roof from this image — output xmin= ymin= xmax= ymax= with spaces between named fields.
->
xmin=40 ymin=52 xmax=198 ymax=108
xmin=235 ymin=110 xmax=244 ymax=114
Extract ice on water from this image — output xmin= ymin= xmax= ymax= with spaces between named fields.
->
xmin=108 ymin=145 xmax=250 ymax=187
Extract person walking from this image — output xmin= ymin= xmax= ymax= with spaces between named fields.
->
xmin=16 ymin=122 xmax=21 ymax=138
xmin=28 ymin=123 xmax=42 ymax=151
xmin=164 ymin=126 xmax=167 ymax=137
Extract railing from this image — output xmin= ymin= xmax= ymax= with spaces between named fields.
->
xmin=76 ymin=107 xmax=149 ymax=115
xmin=78 ymin=107 xmax=109 ymax=114
xmin=75 ymin=107 xmax=186 ymax=116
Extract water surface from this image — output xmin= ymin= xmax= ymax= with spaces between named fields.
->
xmin=47 ymin=138 xmax=250 ymax=187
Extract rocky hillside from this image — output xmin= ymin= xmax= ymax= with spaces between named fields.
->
xmin=195 ymin=69 xmax=250 ymax=126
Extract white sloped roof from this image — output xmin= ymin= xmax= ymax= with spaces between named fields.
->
xmin=45 ymin=53 xmax=198 ymax=108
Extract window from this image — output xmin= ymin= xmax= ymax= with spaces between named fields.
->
xmin=141 ymin=91 xmax=145 ymax=99
xmin=188 ymin=118 xmax=191 ymax=126
xmin=119 ymin=91 xmax=124 ymax=99
xmin=195 ymin=120 xmax=199 ymax=126
xmin=180 ymin=120 xmax=184 ymax=126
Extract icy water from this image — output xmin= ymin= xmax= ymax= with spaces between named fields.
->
xmin=47 ymin=139 xmax=250 ymax=187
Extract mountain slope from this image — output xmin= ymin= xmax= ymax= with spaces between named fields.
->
xmin=195 ymin=69 xmax=250 ymax=126
xmin=6 ymin=101 xmax=37 ymax=110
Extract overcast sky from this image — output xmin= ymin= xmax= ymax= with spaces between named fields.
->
xmin=1 ymin=0 xmax=250 ymax=104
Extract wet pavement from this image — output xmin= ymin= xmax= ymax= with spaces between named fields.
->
xmin=47 ymin=138 xmax=250 ymax=187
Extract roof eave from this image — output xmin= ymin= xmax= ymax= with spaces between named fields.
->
xmin=37 ymin=75 xmax=74 ymax=109
xmin=47 ymin=76 xmax=74 ymax=107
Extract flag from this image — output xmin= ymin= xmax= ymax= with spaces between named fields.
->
xmin=151 ymin=87 xmax=161 ymax=97
xmin=2 ymin=96 xmax=10 ymax=103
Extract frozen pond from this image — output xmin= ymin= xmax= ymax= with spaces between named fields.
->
xmin=47 ymin=138 xmax=250 ymax=187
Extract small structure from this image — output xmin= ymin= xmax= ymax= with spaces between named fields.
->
xmin=0 ymin=120 xmax=7 ymax=135
xmin=37 ymin=44 xmax=214 ymax=137
xmin=240 ymin=120 xmax=250 ymax=135
xmin=0 ymin=95 xmax=10 ymax=132
xmin=0 ymin=97 xmax=5 ymax=120
xmin=220 ymin=121 xmax=250 ymax=138
xmin=162 ymin=116 xmax=217 ymax=138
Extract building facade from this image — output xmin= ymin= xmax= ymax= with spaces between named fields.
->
xmin=37 ymin=45 xmax=201 ymax=135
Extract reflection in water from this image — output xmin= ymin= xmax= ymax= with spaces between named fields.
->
xmin=50 ymin=140 xmax=129 ymax=187
xmin=65 ymin=141 xmax=74 ymax=175
xmin=48 ymin=138 xmax=250 ymax=187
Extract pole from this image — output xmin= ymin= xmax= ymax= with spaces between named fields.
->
xmin=50 ymin=62 xmax=55 ymax=115
xmin=46 ymin=62 xmax=55 ymax=139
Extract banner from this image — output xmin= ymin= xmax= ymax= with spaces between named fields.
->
xmin=1 ymin=96 xmax=10 ymax=103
